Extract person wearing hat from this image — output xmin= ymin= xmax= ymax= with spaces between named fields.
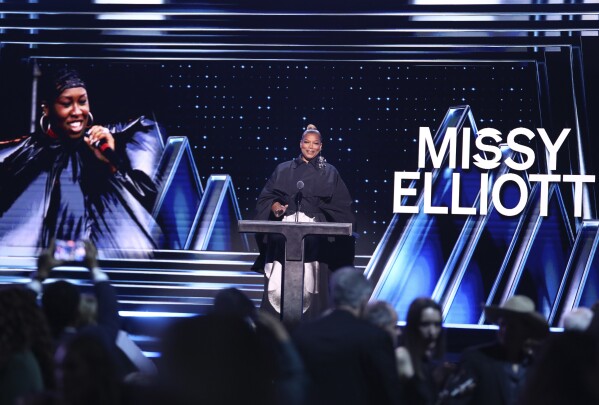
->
xmin=450 ymin=295 xmax=549 ymax=405
xmin=0 ymin=67 xmax=163 ymax=257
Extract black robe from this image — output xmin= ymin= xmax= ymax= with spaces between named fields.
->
xmin=0 ymin=116 xmax=163 ymax=258
xmin=253 ymin=155 xmax=356 ymax=271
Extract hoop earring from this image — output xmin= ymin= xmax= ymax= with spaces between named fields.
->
xmin=39 ymin=114 xmax=51 ymax=134
xmin=87 ymin=111 xmax=95 ymax=127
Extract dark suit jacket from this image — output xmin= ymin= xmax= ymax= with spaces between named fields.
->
xmin=292 ymin=309 xmax=403 ymax=405
xmin=453 ymin=342 xmax=529 ymax=405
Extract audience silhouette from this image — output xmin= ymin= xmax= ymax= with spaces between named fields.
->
xmin=2 ymin=245 xmax=592 ymax=405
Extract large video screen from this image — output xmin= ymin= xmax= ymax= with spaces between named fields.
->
xmin=0 ymin=60 xmax=541 ymax=258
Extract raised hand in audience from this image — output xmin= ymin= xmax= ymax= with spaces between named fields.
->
xmin=34 ymin=238 xmax=64 ymax=282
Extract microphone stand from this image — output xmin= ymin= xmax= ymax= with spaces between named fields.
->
xmin=295 ymin=192 xmax=301 ymax=223
xmin=295 ymin=180 xmax=304 ymax=223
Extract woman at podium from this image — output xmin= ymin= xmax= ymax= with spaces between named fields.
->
xmin=253 ymin=124 xmax=356 ymax=317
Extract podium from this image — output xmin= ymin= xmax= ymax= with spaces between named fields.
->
xmin=238 ymin=220 xmax=352 ymax=327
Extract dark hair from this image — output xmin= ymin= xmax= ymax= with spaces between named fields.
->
xmin=0 ymin=286 xmax=55 ymax=389
xmin=301 ymin=123 xmax=321 ymax=141
xmin=404 ymin=297 xmax=445 ymax=379
xmin=517 ymin=332 xmax=599 ymax=405
xmin=586 ymin=300 xmax=599 ymax=339
xmin=56 ymin=333 xmax=120 ymax=405
xmin=160 ymin=315 xmax=274 ymax=405
xmin=42 ymin=280 xmax=81 ymax=339
xmin=211 ymin=288 xmax=256 ymax=320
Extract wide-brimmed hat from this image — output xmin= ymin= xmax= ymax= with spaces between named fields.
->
xmin=484 ymin=295 xmax=549 ymax=338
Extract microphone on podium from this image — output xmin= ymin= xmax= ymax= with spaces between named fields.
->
xmin=295 ymin=180 xmax=304 ymax=223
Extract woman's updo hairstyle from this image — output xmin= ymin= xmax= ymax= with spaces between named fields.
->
xmin=302 ymin=123 xmax=321 ymax=140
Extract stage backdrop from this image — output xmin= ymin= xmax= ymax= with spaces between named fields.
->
xmin=1 ymin=1 xmax=598 ymax=327
xmin=2 ymin=60 xmax=540 ymax=255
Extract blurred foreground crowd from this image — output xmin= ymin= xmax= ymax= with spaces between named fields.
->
xmin=1 ymin=241 xmax=599 ymax=405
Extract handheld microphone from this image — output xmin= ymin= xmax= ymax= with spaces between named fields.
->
xmin=295 ymin=180 xmax=304 ymax=223
xmin=85 ymin=129 xmax=123 ymax=171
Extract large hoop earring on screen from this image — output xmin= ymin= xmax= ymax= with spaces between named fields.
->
xmin=86 ymin=111 xmax=95 ymax=127
xmin=39 ymin=114 xmax=51 ymax=134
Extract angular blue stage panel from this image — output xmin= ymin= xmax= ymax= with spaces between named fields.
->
xmin=484 ymin=183 xmax=573 ymax=324
xmin=152 ymin=136 xmax=204 ymax=250
xmin=368 ymin=106 xmax=482 ymax=320
xmin=441 ymin=147 xmax=524 ymax=324
xmin=551 ymin=221 xmax=599 ymax=325
xmin=368 ymin=105 xmax=577 ymax=326
xmin=186 ymin=175 xmax=250 ymax=252
xmin=576 ymin=228 xmax=599 ymax=310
